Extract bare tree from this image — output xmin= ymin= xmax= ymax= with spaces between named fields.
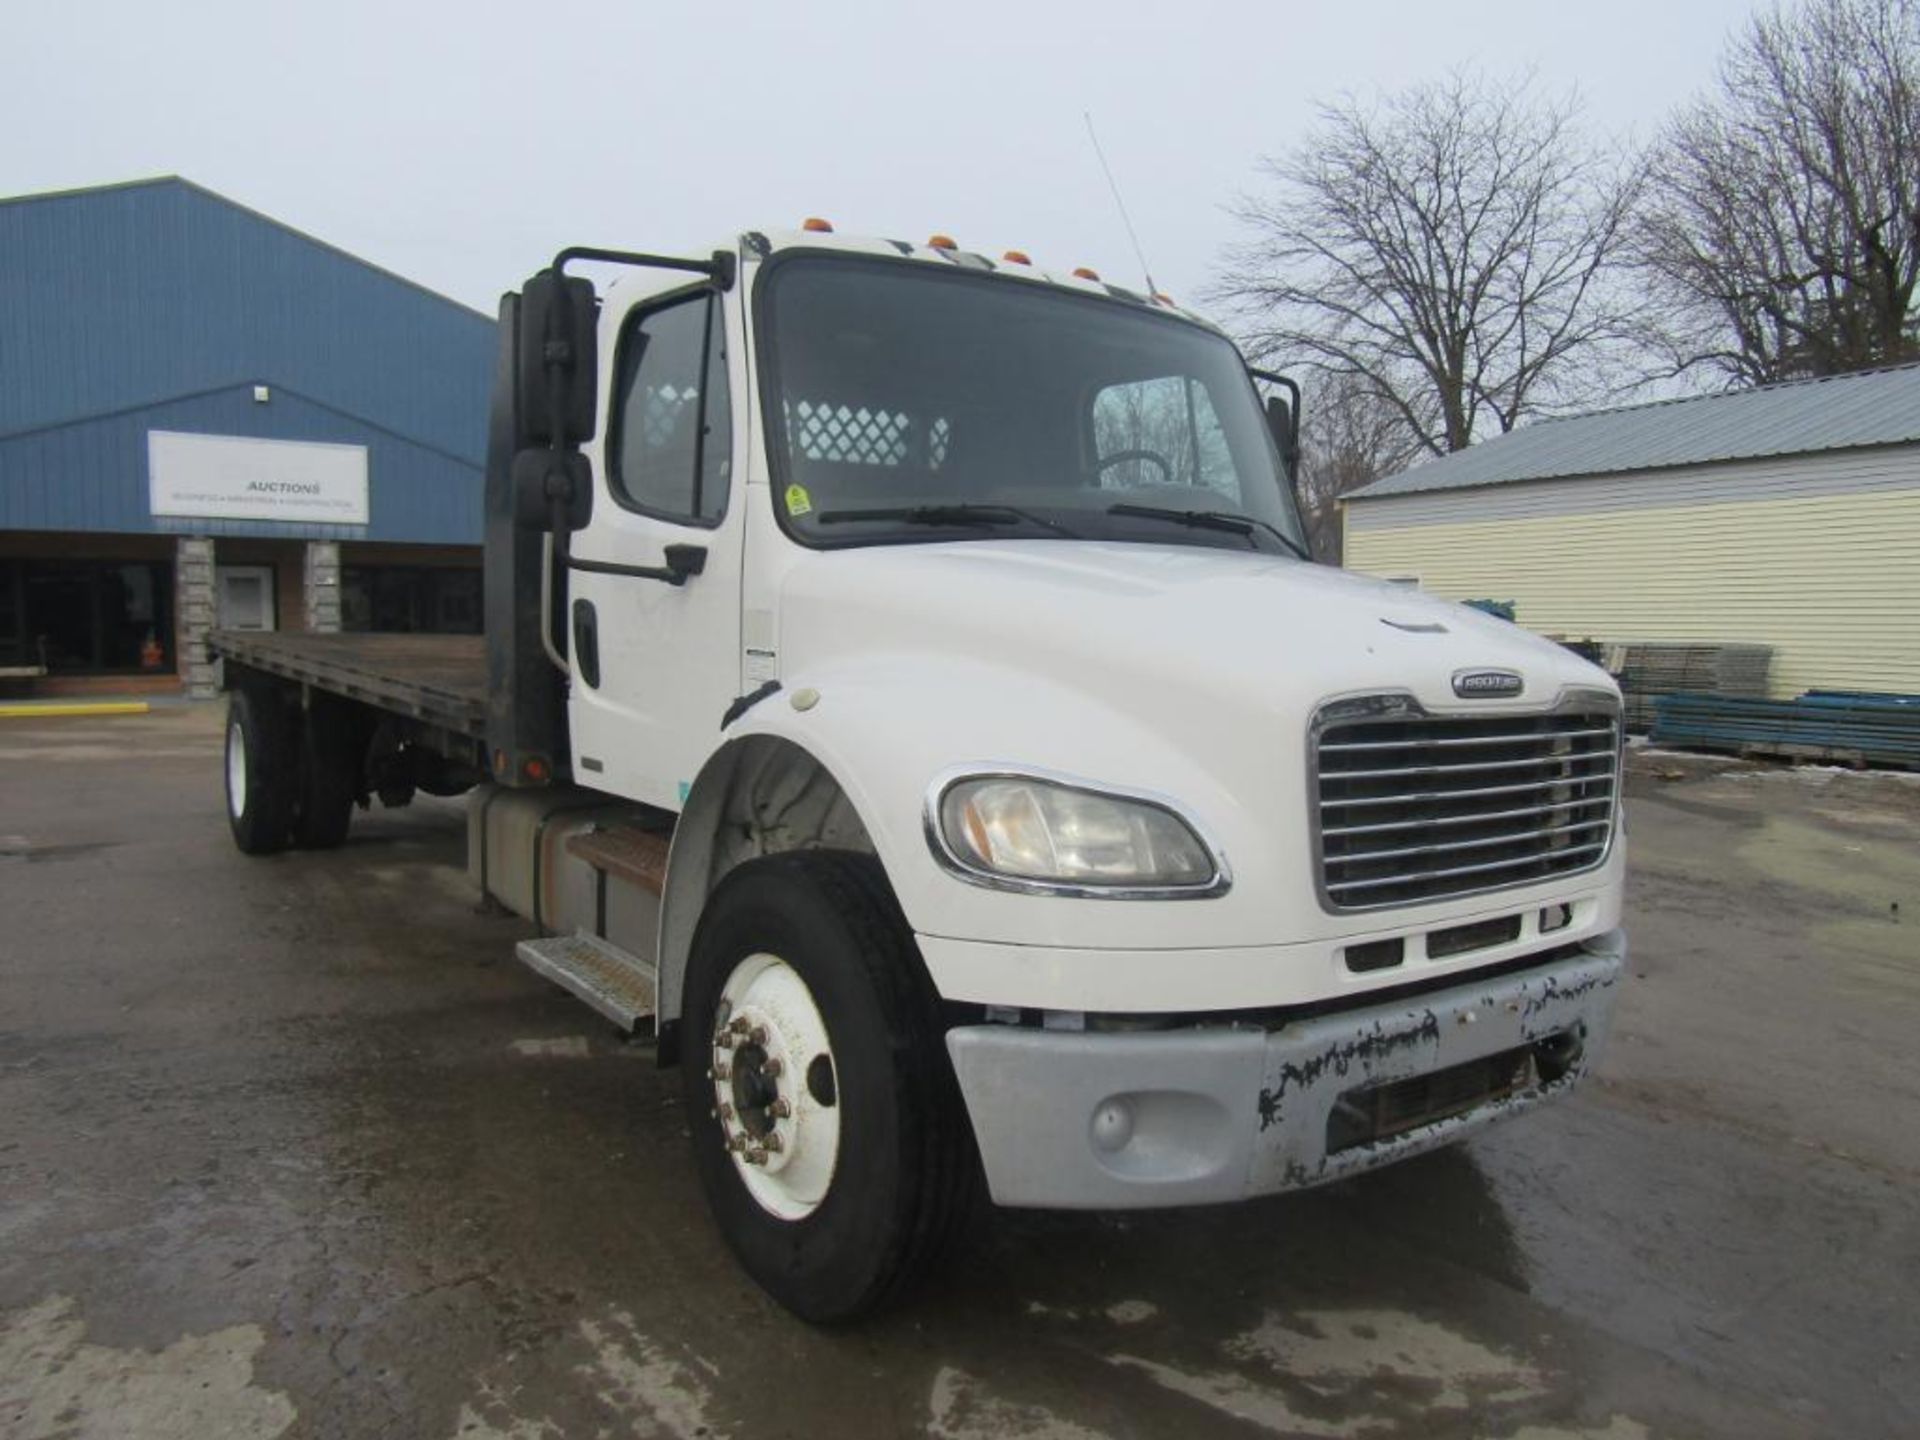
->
xmin=1636 ymin=0 xmax=1920 ymax=384
xmin=1213 ymin=71 xmax=1643 ymax=459
xmin=1294 ymin=375 xmax=1419 ymax=563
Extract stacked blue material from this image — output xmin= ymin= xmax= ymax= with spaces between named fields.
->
xmin=1650 ymin=691 xmax=1920 ymax=769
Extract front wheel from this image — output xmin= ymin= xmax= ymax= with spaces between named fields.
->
xmin=680 ymin=851 xmax=976 ymax=1323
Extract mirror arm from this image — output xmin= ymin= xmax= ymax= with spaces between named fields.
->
xmin=554 ymin=245 xmax=736 ymax=292
xmin=567 ymin=545 xmax=708 ymax=588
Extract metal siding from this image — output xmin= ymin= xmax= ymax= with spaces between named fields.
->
xmin=1352 ymin=361 xmax=1920 ymax=499
xmin=0 ymin=385 xmax=479 ymax=543
xmin=1348 ymin=445 xmax=1920 ymax=530
xmin=1345 ymin=488 xmax=1920 ymax=699
xmin=0 ymin=178 xmax=491 ymax=542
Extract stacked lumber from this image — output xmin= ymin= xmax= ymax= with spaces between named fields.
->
xmin=1604 ymin=642 xmax=1773 ymax=731
xmin=1650 ymin=691 xmax=1920 ymax=770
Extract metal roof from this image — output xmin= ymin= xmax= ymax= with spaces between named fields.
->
xmin=1348 ymin=361 xmax=1920 ymax=501
xmin=1 ymin=177 xmax=493 ymax=543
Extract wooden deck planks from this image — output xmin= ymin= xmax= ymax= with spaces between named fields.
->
xmin=209 ymin=631 xmax=488 ymax=738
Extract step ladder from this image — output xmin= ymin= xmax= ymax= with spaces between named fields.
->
xmin=512 ymin=822 xmax=669 ymax=1032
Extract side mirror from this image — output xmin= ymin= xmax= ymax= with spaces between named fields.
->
xmin=515 ymin=269 xmax=598 ymax=449
xmin=1248 ymin=367 xmax=1303 ymax=485
xmin=511 ymin=450 xmax=593 ymax=532
xmin=1264 ymin=393 xmax=1302 ymax=482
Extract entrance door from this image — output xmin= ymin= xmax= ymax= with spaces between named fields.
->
xmin=216 ymin=566 xmax=277 ymax=631
xmin=567 ymin=282 xmax=744 ymax=811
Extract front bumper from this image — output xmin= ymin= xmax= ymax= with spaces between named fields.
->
xmin=945 ymin=929 xmax=1624 ymax=1209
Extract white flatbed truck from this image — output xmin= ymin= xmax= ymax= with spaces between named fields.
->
xmin=212 ymin=224 xmax=1627 ymax=1322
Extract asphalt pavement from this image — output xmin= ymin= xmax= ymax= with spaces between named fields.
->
xmin=2 ymin=705 xmax=1916 ymax=1438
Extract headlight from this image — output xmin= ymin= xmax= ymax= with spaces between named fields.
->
xmin=929 ymin=773 xmax=1227 ymax=896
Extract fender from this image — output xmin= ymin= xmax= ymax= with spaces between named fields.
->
xmin=655 ymin=649 xmax=1275 ymax=1026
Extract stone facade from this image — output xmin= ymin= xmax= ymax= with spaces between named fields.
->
xmin=303 ymin=541 xmax=342 ymax=634
xmin=175 ymin=536 xmax=218 ymax=700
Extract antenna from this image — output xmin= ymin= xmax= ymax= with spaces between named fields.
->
xmin=1083 ymin=111 xmax=1158 ymax=297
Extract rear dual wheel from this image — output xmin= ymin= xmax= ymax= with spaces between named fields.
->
xmin=226 ymin=688 xmax=295 ymax=854
xmin=291 ymin=699 xmax=357 ymax=848
xmin=681 ymin=851 xmax=976 ymax=1323
xmin=224 ymin=687 xmax=358 ymax=854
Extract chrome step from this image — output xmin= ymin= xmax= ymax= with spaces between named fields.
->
xmin=515 ymin=932 xmax=658 ymax=1031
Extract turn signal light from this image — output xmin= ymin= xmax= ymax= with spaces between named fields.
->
xmin=1072 ymin=266 xmax=1101 ymax=281
xmin=927 ymin=233 xmax=958 ymax=250
xmin=801 ymin=216 xmax=835 ymax=233
xmin=1002 ymin=249 xmax=1033 ymax=265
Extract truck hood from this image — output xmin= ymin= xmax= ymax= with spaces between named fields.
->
xmin=776 ymin=539 xmax=1612 ymax=723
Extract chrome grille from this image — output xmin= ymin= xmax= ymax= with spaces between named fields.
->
xmin=1313 ymin=701 xmax=1620 ymax=910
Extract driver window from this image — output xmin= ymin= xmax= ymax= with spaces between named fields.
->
xmin=1092 ymin=375 xmax=1239 ymax=500
xmin=609 ymin=294 xmax=732 ymax=526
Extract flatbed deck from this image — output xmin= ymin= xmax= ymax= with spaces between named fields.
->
xmin=210 ymin=631 xmax=487 ymax=740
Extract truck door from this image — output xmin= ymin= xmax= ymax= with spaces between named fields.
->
xmin=566 ymin=281 xmax=744 ymax=810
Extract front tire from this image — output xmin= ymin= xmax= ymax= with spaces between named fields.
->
xmin=680 ymin=851 xmax=975 ymax=1323
xmin=225 ymin=687 xmax=296 ymax=855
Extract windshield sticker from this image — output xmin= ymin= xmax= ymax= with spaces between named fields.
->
xmin=785 ymin=483 xmax=813 ymax=517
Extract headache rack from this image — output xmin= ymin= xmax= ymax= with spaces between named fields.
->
xmin=1311 ymin=693 xmax=1621 ymax=911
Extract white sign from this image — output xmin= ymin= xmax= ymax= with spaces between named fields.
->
xmin=149 ymin=430 xmax=370 ymax=525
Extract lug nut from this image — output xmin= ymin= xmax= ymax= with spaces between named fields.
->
xmin=761 ymin=1058 xmax=783 ymax=1078
xmin=762 ymin=1133 xmax=784 ymax=1153
xmin=745 ymin=1147 xmax=768 ymax=1166
xmin=727 ymin=1134 xmax=747 ymax=1153
xmin=714 ymin=1031 xmax=736 ymax=1050
xmin=749 ymin=1025 xmax=769 ymax=1046
xmin=719 ymin=1102 xmax=735 ymax=1121
xmin=770 ymin=1098 xmax=791 ymax=1119
xmin=731 ymin=1017 xmax=752 ymax=1035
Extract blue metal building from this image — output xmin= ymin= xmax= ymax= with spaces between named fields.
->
xmin=0 ymin=177 xmax=494 ymax=694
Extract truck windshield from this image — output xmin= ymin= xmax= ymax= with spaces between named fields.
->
xmin=760 ymin=255 xmax=1309 ymax=558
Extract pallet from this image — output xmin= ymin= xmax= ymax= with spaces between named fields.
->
xmin=1650 ymin=691 xmax=1920 ymax=770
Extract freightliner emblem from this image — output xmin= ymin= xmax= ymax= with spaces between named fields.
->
xmin=1452 ymin=669 xmax=1524 ymax=699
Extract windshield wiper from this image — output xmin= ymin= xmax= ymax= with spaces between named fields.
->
xmin=1106 ymin=502 xmax=1312 ymax=561
xmin=817 ymin=504 xmax=1081 ymax=539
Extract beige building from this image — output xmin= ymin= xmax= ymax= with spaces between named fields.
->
xmin=1342 ymin=364 xmax=1920 ymax=700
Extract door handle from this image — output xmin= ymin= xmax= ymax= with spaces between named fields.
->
xmin=571 ymin=599 xmax=600 ymax=688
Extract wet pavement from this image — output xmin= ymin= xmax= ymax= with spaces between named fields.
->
xmin=2 ymin=706 xmax=1916 ymax=1439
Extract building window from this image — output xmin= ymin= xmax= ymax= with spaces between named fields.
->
xmin=0 ymin=559 xmax=174 ymax=674
xmin=340 ymin=567 xmax=481 ymax=634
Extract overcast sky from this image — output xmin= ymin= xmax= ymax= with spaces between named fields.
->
xmin=3 ymin=0 xmax=1761 ymax=317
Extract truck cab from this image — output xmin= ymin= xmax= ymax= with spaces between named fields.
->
xmin=219 ymin=224 xmax=1626 ymax=1323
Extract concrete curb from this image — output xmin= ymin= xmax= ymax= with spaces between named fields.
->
xmin=0 ymin=701 xmax=153 ymax=719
